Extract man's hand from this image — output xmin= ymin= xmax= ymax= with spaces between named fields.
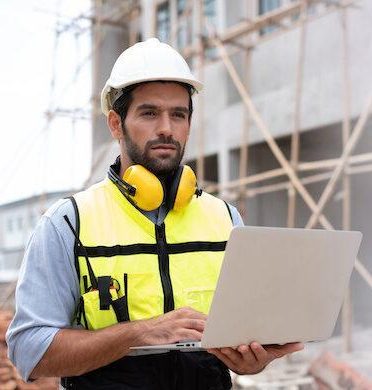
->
xmin=207 ymin=342 xmax=304 ymax=375
xmin=137 ymin=307 xmax=207 ymax=346
xmin=30 ymin=307 xmax=206 ymax=378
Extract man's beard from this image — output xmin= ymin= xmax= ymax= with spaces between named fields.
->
xmin=123 ymin=127 xmax=185 ymax=176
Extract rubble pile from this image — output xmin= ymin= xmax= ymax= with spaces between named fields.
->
xmin=232 ymin=340 xmax=372 ymax=390
xmin=310 ymin=351 xmax=372 ymax=390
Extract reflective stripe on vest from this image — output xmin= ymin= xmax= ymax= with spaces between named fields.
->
xmin=72 ymin=179 xmax=233 ymax=329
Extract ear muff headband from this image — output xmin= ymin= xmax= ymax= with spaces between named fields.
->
xmin=108 ymin=167 xmax=136 ymax=196
xmin=108 ymin=165 xmax=163 ymax=210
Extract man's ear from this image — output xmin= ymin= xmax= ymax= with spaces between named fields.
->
xmin=107 ymin=110 xmax=123 ymax=140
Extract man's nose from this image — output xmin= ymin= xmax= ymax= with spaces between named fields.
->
xmin=155 ymin=112 xmax=172 ymax=137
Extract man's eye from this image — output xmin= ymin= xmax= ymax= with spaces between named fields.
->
xmin=173 ymin=112 xmax=186 ymax=119
xmin=142 ymin=111 xmax=156 ymax=116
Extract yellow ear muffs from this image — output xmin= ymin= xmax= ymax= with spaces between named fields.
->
xmin=109 ymin=162 xmax=201 ymax=212
xmin=123 ymin=165 xmax=164 ymax=211
xmin=168 ymin=165 xmax=198 ymax=211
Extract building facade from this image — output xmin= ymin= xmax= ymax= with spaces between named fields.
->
xmin=0 ymin=192 xmax=71 ymax=307
xmin=89 ymin=0 xmax=372 ymax=331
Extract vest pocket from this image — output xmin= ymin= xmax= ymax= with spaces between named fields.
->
xmin=79 ymin=288 xmax=119 ymax=330
xmin=78 ymin=274 xmax=130 ymax=330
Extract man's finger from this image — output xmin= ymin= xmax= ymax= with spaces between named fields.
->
xmin=219 ymin=347 xmax=243 ymax=366
xmin=207 ymin=348 xmax=235 ymax=369
xmin=247 ymin=342 xmax=269 ymax=363
xmin=175 ymin=318 xmax=205 ymax=331
xmin=186 ymin=319 xmax=205 ymax=331
xmin=176 ymin=329 xmax=203 ymax=342
xmin=265 ymin=342 xmax=304 ymax=359
xmin=237 ymin=344 xmax=262 ymax=366
xmin=174 ymin=307 xmax=208 ymax=320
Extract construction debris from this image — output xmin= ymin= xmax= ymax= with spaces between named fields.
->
xmin=0 ymin=311 xmax=58 ymax=390
xmin=232 ymin=332 xmax=372 ymax=389
xmin=309 ymin=351 xmax=372 ymax=390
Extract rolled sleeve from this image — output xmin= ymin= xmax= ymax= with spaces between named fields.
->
xmin=11 ymin=325 xmax=60 ymax=381
xmin=6 ymin=200 xmax=79 ymax=381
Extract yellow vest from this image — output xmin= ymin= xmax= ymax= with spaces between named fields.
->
xmin=72 ymin=178 xmax=233 ymax=330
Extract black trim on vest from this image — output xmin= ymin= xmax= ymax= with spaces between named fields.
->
xmin=76 ymin=241 xmax=227 ymax=257
xmin=223 ymin=200 xmax=233 ymax=224
xmin=77 ymin=243 xmax=158 ymax=257
xmin=167 ymin=241 xmax=227 ymax=254
xmin=83 ymin=275 xmax=89 ymax=293
xmin=156 ymin=223 xmax=175 ymax=313
xmin=66 ymin=196 xmax=81 ymax=282
xmin=63 ymin=214 xmax=98 ymax=290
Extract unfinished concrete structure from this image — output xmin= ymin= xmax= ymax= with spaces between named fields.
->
xmin=86 ymin=0 xmax=372 ymax=356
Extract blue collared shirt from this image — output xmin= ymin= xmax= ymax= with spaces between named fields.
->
xmin=6 ymin=197 xmax=244 ymax=381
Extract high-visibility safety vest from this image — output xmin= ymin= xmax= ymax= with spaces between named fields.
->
xmin=71 ymin=178 xmax=233 ymax=330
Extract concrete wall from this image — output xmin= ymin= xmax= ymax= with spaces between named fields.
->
xmin=92 ymin=1 xmax=372 ymax=165
xmin=186 ymin=1 xmax=372 ymax=160
xmin=92 ymin=0 xmax=372 ymax=332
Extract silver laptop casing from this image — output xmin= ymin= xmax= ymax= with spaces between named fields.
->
xmin=131 ymin=226 xmax=362 ymax=352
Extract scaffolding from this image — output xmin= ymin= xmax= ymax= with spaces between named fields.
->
xmin=2 ymin=0 xmax=371 ymax=377
xmin=90 ymin=0 xmax=372 ymax=356
xmin=185 ymin=0 xmax=370 ymax=353
xmin=47 ymin=0 xmax=372 ymax=356
xmin=175 ymin=2 xmax=372 ymax=385
xmin=87 ymin=3 xmax=372 ymax=385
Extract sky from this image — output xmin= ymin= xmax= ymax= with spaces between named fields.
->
xmin=0 ymin=0 xmax=92 ymax=205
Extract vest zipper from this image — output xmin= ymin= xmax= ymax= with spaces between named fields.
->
xmin=155 ymin=223 xmax=175 ymax=313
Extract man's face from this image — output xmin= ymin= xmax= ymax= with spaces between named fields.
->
xmin=121 ymin=82 xmax=191 ymax=176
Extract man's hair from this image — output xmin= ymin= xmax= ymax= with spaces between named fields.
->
xmin=112 ymin=80 xmax=194 ymax=124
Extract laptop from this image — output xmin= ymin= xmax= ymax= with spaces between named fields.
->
xmin=130 ymin=226 xmax=362 ymax=353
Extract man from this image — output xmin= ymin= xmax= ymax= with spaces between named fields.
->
xmin=7 ymin=38 xmax=303 ymax=389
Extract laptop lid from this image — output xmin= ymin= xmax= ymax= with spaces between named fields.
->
xmin=201 ymin=226 xmax=362 ymax=348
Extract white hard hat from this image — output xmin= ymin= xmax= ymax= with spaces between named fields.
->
xmin=101 ymin=38 xmax=203 ymax=116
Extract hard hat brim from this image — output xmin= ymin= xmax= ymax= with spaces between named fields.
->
xmin=101 ymin=76 xmax=203 ymax=117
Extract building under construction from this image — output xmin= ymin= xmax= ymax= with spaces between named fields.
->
xmin=90 ymin=0 xmax=372 ymax=321
xmin=1 ymin=0 xmax=372 ymax=388
xmin=87 ymin=0 xmax=372 ymax=386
